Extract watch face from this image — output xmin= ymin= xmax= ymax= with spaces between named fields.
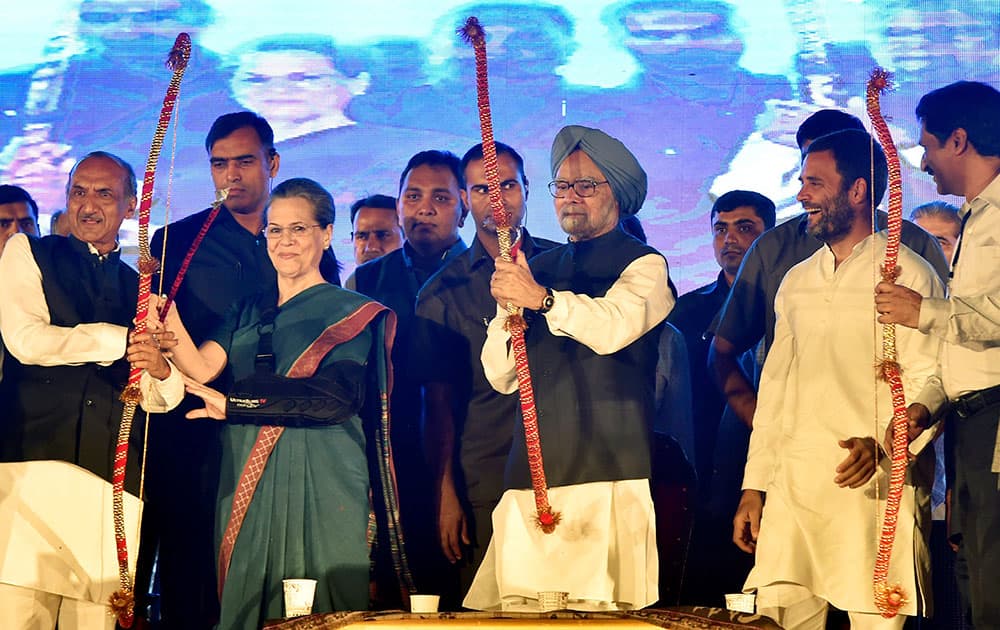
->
xmin=541 ymin=294 xmax=555 ymax=311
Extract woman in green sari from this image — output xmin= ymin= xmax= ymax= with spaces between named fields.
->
xmin=151 ymin=178 xmax=410 ymax=628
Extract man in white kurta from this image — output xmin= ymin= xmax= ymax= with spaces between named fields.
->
xmin=734 ymin=130 xmax=943 ymax=630
xmin=0 ymin=153 xmax=182 ymax=629
xmin=466 ymin=126 xmax=672 ymax=612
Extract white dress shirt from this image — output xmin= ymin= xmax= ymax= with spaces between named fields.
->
xmin=917 ymin=172 xmax=1000 ymax=472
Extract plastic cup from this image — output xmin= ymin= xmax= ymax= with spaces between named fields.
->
xmin=537 ymin=591 xmax=569 ymax=612
xmin=282 ymin=578 xmax=317 ymax=618
xmin=410 ymin=594 xmax=440 ymax=613
xmin=725 ymin=592 xmax=756 ymax=613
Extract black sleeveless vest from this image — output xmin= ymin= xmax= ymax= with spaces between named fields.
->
xmin=0 ymin=235 xmax=141 ymax=490
xmin=504 ymin=227 xmax=664 ymax=490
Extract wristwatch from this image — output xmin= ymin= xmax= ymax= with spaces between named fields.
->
xmin=538 ymin=287 xmax=555 ymax=314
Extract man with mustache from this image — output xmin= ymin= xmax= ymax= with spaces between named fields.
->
xmin=666 ymin=189 xmax=774 ymax=605
xmin=708 ymin=110 xmax=947 ymax=435
xmin=349 ymin=150 xmax=468 ymax=600
xmin=414 ymin=142 xmax=558 ymax=602
xmin=0 ymin=152 xmax=180 ymax=628
xmin=350 ymin=194 xmax=402 ymax=265
xmin=734 ymin=129 xmax=942 ymax=629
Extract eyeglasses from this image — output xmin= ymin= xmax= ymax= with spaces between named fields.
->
xmin=264 ymin=223 xmax=322 ymax=240
xmin=547 ymin=178 xmax=609 ymax=198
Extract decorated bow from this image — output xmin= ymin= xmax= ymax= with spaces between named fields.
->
xmin=110 ymin=33 xmax=191 ymax=628
xmin=865 ymin=68 xmax=909 ymax=618
xmin=459 ymin=17 xmax=559 ymax=533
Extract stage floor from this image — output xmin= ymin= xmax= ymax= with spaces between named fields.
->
xmin=264 ymin=608 xmax=781 ymax=629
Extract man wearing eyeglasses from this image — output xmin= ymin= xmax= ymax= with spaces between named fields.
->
xmin=349 ymin=194 xmax=402 ymax=265
xmin=465 ymin=125 xmax=672 ymax=612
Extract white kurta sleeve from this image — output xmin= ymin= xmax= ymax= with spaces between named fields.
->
xmin=541 ymin=253 xmax=673 ymax=355
xmin=0 ymin=234 xmax=127 ymax=366
xmin=893 ymin=252 xmax=947 ymax=455
xmin=742 ymin=285 xmax=793 ymax=491
xmin=480 ymin=253 xmax=673 ymax=394
xmin=481 ymin=303 xmax=517 ymax=394
xmin=139 ymin=360 xmax=185 ymax=413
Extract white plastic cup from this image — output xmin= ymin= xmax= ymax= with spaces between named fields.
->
xmin=410 ymin=594 xmax=441 ymax=613
xmin=283 ymin=578 xmax=318 ymax=618
xmin=725 ymin=592 xmax=756 ymax=613
xmin=537 ymin=591 xmax=569 ymax=612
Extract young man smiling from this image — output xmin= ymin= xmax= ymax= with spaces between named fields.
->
xmin=875 ymin=80 xmax=1000 ymax=629
xmin=736 ymin=130 xmax=943 ymax=629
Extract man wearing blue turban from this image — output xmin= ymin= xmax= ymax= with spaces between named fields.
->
xmin=465 ymin=125 xmax=673 ymax=611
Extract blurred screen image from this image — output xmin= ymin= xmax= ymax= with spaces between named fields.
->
xmin=2 ymin=0 xmax=997 ymax=289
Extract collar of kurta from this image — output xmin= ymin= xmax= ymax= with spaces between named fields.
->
xmin=67 ymin=234 xmax=121 ymax=263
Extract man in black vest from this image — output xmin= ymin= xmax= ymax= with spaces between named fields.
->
xmin=416 ymin=142 xmax=559 ymax=602
xmin=0 ymin=151 xmax=180 ymax=628
xmin=465 ymin=125 xmax=673 ymax=611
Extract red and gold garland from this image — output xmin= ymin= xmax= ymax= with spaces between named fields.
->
xmin=865 ymin=67 xmax=909 ymax=618
xmin=110 ymin=33 xmax=191 ymax=628
xmin=459 ymin=17 xmax=559 ymax=533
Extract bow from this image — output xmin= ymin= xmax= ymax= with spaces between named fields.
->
xmin=110 ymin=33 xmax=191 ymax=628
xmin=865 ymin=68 xmax=909 ymax=618
xmin=458 ymin=17 xmax=559 ymax=533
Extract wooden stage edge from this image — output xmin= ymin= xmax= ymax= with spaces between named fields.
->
xmin=264 ymin=607 xmax=782 ymax=629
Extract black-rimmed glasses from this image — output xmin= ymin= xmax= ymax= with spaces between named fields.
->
xmin=547 ymin=178 xmax=609 ymax=198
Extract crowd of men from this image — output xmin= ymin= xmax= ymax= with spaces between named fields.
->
xmin=0 ymin=78 xmax=997 ymax=630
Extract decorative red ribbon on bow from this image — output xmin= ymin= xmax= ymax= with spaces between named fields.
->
xmin=865 ymin=67 xmax=909 ymax=618
xmin=110 ymin=33 xmax=191 ymax=628
xmin=459 ymin=17 xmax=559 ymax=533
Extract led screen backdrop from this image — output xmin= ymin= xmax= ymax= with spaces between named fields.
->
xmin=2 ymin=0 xmax=997 ymax=290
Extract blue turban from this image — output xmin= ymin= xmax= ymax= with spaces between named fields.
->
xmin=550 ymin=125 xmax=647 ymax=216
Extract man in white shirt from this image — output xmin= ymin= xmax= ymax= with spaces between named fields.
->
xmin=734 ymin=130 xmax=943 ymax=629
xmin=465 ymin=125 xmax=673 ymax=612
xmin=875 ymin=80 xmax=1000 ymax=630
xmin=0 ymin=151 xmax=181 ymax=629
